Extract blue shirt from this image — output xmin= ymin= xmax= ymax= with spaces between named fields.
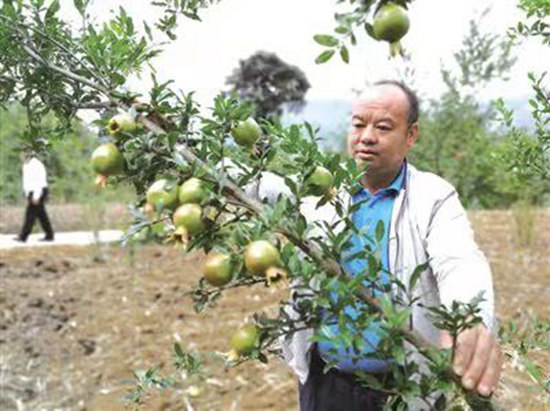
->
xmin=317 ymin=163 xmax=406 ymax=372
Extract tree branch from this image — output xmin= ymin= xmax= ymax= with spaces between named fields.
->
xmin=20 ymin=42 xmax=109 ymax=95
xmin=0 ymin=14 xmax=109 ymax=90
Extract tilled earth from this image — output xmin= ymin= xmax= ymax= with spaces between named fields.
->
xmin=0 ymin=210 xmax=549 ymax=411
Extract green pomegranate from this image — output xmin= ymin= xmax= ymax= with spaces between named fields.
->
xmin=108 ymin=112 xmax=137 ymax=139
xmin=230 ymin=325 xmax=259 ymax=355
xmin=203 ymin=252 xmax=233 ymax=287
xmin=173 ymin=203 xmax=206 ymax=236
xmin=230 ymin=118 xmax=262 ymax=147
xmin=146 ymin=179 xmax=179 ymax=210
xmin=305 ymin=166 xmax=334 ymax=196
xmin=244 ymin=240 xmax=281 ymax=276
xmin=373 ymin=2 xmax=410 ymax=57
xmin=91 ymin=143 xmax=125 ymax=176
xmin=179 ymin=177 xmax=208 ymax=204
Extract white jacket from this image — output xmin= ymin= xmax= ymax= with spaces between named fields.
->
xmin=23 ymin=157 xmax=48 ymax=202
xmin=246 ymin=163 xmax=495 ymax=389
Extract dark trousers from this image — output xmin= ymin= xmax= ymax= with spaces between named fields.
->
xmin=19 ymin=189 xmax=54 ymax=240
xmin=299 ymin=347 xmax=389 ymax=411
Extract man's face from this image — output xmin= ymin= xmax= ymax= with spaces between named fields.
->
xmin=347 ymin=85 xmax=418 ymax=176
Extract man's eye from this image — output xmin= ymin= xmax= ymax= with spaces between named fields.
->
xmin=353 ymin=123 xmax=365 ymax=129
xmin=377 ymin=125 xmax=391 ymax=131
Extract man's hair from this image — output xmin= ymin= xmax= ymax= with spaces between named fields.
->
xmin=373 ymin=80 xmax=419 ymax=126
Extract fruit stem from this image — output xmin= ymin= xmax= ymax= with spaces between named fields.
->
xmin=94 ymin=174 xmax=107 ymax=188
xmin=389 ymin=41 xmax=403 ymax=58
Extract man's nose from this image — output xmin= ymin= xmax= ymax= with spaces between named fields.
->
xmin=359 ymin=126 xmax=377 ymax=144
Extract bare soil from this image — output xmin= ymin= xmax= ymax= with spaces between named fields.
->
xmin=0 ymin=210 xmax=549 ymax=410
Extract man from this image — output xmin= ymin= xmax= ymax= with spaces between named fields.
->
xmin=240 ymin=80 xmax=500 ymax=410
xmin=16 ymin=152 xmax=55 ymax=242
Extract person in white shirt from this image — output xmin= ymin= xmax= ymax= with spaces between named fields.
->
xmin=16 ymin=152 xmax=54 ymax=242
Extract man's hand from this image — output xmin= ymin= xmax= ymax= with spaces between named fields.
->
xmin=440 ymin=325 xmax=503 ymax=397
xmin=31 ymin=197 xmax=40 ymax=205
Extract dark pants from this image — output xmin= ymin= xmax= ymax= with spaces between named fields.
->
xmin=19 ymin=189 xmax=54 ymax=240
xmin=299 ymin=347 xmax=389 ymax=411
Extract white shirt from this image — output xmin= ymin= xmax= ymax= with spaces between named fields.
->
xmin=23 ymin=157 xmax=48 ymax=202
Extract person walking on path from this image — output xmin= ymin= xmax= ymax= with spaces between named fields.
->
xmin=15 ymin=152 xmax=55 ymax=242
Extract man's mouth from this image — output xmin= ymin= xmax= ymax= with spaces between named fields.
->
xmin=354 ymin=148 xmax=377 ymax=159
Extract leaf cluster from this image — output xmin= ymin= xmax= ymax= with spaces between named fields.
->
xmin=496 ymin=1 xmax=550 ymax=183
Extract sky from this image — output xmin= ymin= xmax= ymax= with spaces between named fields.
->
xmin=63 ymin=0 xmax=548 ymax=124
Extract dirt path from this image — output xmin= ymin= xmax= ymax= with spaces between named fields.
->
xmin=0 ymin=231 xmax=124 ymax=250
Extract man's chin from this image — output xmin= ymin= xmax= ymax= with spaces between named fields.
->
xmin=354 ymin=157 xmax=374 ymax=170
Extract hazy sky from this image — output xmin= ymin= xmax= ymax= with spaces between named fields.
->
xmin=64 ymin=0 xmax=548 ymax=111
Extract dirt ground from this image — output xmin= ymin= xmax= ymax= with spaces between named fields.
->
xmin=0 ymin=209 xmax=549 ymax=411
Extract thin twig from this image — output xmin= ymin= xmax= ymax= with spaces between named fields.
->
xmin=76 ymin=101 xmax=117 ymax=110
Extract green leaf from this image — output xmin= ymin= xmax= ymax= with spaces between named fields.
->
xmin=392 ymin=344 xmax=406 ymax=365
xmin=296 ymin=215 xmax=308 ymax=237
xmin=257 ymin=352 xmax=269 ymax=364
xmin=364 ymin=22 xmax=377 ymax=40
xmin=313 ymin=34 xmax=339 ymax=47
xmin=379 ymin=295 xmax=394 ymax=318
xmin=335 ymin=26 xmax=349 ymax=35
xmin=340 ymin=46 xmax=350 ymax=64
xmin=408 ymin=262 xmax=430 ymax=291
xmin=45 ymin=0 xmax=60 ymax=21
xmin=394 ymin=309 xmax=411 ymax=329
xmin=143 ymin=21 xmax=154 ymax=41
xmin=366 ymin=253 xmax=379 ymax=275
xmin=375 ymin=220 xmax=384 ymax=242
xmin=315 ymin=50 xmax=336 ymax=64
xmin=174 ymin=342 xmax=184 ymax=358
xmin=355 ymin=371 xmax=384 ymax=390
xmin=73 ymin=0 xmax=88 ymax=15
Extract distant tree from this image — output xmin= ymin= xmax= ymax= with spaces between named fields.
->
xmin=405 ymin=10 xmax=543 ymax=208
xmin=495 ymin=0 xmax=550 ymax=186
xmin=225 ymin=51 xmax=310 ymax=120
xmin=440 ymin=8 xmax=516 ymax=93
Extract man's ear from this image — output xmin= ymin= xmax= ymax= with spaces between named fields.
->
xmin=406 ymin=123 xmax=419 ymax=148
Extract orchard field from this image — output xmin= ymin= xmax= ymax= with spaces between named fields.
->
xmin=1 ymin=206 xmax=549 ymax=411
xmin=1 ymin=0 xmax=549 ymax=409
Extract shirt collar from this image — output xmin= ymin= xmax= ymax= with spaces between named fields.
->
xmin=387 ymin=161 xmax=406 ymax=194
xmin=354 ymin=162 xmax=407 ymax=200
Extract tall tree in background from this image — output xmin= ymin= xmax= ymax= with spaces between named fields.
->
xmin=406 ymin=10 xmax=530 ymax=208
xmin=496 ymin=0 xmax=550 ymax=187
xmin=225 ymin=51 xmax=310 ymax=120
